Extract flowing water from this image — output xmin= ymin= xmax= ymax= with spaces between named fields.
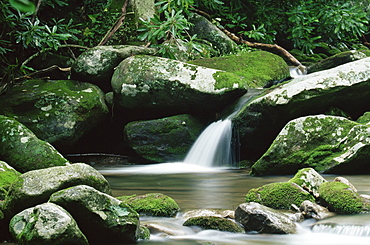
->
xmin=98 ymin=167 xmax=370 ymax=245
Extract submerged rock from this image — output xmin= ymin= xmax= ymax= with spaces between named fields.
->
xmin=183 ymin=216 xmax=244 ymax=233
xmin=71 ymin=45 xmax=156 ymax=90
xmin=3 ymin=163 xmax=110 ymax=219
xmin=50 ymin=185 xmax=140 ymax=244
xmin=9 ymin=203 xmax=88 ymax=245
xmin=124 ymin=114 xmax=204 ymax=162
xmin=251 ymin=115 xmax=370 ymax=176
xmin=0 ymin=115 xmax=69 ymax=173
xmin=189 ymin=51 xmax=290 ymax=88
xmin=0 ymin=80 xmax=109 ymax=148
xmin=111 ymin=55 xmax=247 ymax=118
xmin=233 ymin=58 xmax=370 ymax=161
xmin=235 ymin=202 xmax=297 ymax=234
xmin=117 ymin=193 xmax=180 ymax=217
xmin=245 ymin=182 xmax=315 ymax=210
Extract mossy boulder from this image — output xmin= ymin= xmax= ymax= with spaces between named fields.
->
xmin=0 ymin=115 xmax=69 ymax=173
xmin=0 ymin=161 xmax=21 ymax=200
xmin=251 ymin=115 xmax=370 ymax=176
xmin=71 ymin=45 xmax=156 ymax=90
xmin=189 ymin=51 xmax=290 ymax=88
xmin=357 ymin=111 xmax=370 ymax=124
xmin=124 ymin=114 xmax=204 ymax=162
xmin=245 ymin=182 xmax=315 ymax=210
xmin=49 ymin=185 xmax=140 ymax=244
xmin=117 ymin=193 xmax=180 ymax=217
xmin=232 ymin=58 xmax=370 ymax=161
xmin=188 ymin=13 xmax=237 ymax=55
xmin=308 ymin=50 xmax=367 ymax=74
xmin=9 ymin=203 xmax=88 ymax=245
xmin=319 ymin=182 xmax=370 ymax=214
xmin=288 ymin=168 xmax=327 ymax=198
xmin=0 ymin=80 xmax=109 ymax=148
xmin=183 ymin=216 xmax=244 ymax=233
xmin=111 ymin=55 xmax=247 ymax=118
xmin=3 ymin=163 xmax=111 ymax=220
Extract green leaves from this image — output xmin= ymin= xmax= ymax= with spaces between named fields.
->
xmin=9 ymin=0 xmax=35 ymax=13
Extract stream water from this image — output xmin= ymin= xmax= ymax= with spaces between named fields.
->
xmin=98 ymin=167 xmax=370 ymax=245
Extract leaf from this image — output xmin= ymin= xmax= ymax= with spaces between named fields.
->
xmin=9 ymin=0 xmax=35 ymax=13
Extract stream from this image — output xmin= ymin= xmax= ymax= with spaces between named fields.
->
xmin=98 ymin=165 xmax=370 ymax=245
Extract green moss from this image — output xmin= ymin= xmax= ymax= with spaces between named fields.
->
xmin=183 ymin=216 xmax=244 ymax=233
xmin=212 ymin=71 xmax=245 ymax=90
xmin=245 ymin=182 xmax=315 ymax=210
xmin=319 ymin=182 xmax=370 ymax=214
xmin=117 ymin=193 xmax=180 ymax=217
xmin=138 ymin=225 xmax=150 ymax=240
xmin=357 ymin=111 xmax=370 ymax=124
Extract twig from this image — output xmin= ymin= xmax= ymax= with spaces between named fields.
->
xmin=31 ymin=0 xmax=43 ymax=22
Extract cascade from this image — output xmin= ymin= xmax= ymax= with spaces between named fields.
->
xmin=183 ymin=89 xmax=262 ymax=167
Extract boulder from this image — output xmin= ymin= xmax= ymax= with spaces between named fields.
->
xmin=71 ymin=45 xmax=156 ymax=90
xmin=188 ymin=13 xmax=237 ymax=55
xmin=0 ymin=161 xmax=21 ymax=200
xmin=183 ymin=216 xmax=244 ymax=233
xmin=299 ymin=200 xmax=334 ymax=220
xmin=189 ymin=51 xmax=290 ymax=88
xmin=117 ymin=193 xmax=180 ymax=217
xmin=232 ymin=58 xmax=370 ymax=161
xmin=308 ymin=50 xmax=367 ymax=73
xmin=124 ymin=114 xmax=204 ymax=162
xmin=49 ymin=185 xmax=140 ymax=244
xmin=0 ymin=115 xmax=69 ymax=173
xmin=288 ymin=168 xmax=327 ymax=198
xmin=319 ymin=181 xmax=370 ymax=214
xmin=111 ymin=55 xmax=247 ymax=118
xmin=357 ymin=111 xmax=370 ymax=124
xmin=0 ymin=80 xmax=109 ymax=149
xmin=245 ymin=182 xmax=315 ymax=210
xmin=235 ymin=202 xmax=297 ymax=234
xmin=9 ymin=203 xmax=88 ymax=245
xmin=251 ymin=115 xmax=370 ymax=176
xmin=3 ymin=163 xmax=110 ymax=219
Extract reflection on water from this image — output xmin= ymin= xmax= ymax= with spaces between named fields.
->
xmin=98 ymin=165 xmax=370 ymax=244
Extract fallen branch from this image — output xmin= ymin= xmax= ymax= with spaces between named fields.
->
xmin=14 ymin=65 xmax=71 ymax=83
xmin=98 ymin=0 xmax=130 ymax=46
xmin=220 ymin=28 xmax=302 ymax=66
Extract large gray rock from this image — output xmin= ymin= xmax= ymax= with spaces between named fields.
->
xmin=235 ymin=202 xmax=297 ymax=234
xmin=189 ymin=13 xmax=237 ymax=55
xmin=124 ymin=114 xmax=204 ymax=162
xmin=9 ymin=203 xmax=88 ymax=245
xmin=251 ymin=115 xmax=370 ymax=176
xmin=3 ymin=163 xmax=110 ymax=219
xmin=49 ymin=185 xmax=140 ymax=244
xmin=233 ymin=58 xmax=370 ymax=161
xmin=112 ymin=55 xmax=247 ymax=117
xmin=0 ymin=80 xmax=109 ymax=148
xmin=71 ymin=45 xmax=156 ymax=89
xmin=0 ymin=115 xmax=69 ymax=173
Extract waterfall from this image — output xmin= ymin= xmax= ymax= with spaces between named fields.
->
xmin=183 ymin=89 xmax=262 ymax=167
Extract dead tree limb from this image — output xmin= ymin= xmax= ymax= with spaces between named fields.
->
xmin=98 ymin=0 xmax=130 ymax=46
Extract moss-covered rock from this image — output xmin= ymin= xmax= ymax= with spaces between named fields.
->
xmin=50 ymin=185 xmax=140 ymax=244
xmin=319 ymin=182 xmax=370 ymax=214
xmin=0 ymin=115 xmax=69 ymax=173
xmin=111 ymin=55 xmax=247 ymax=118
xmin=71 ymin=45 xmax=157 ymax=89
xmin=9 ymin=203 xmax=88 ymax=245
xmin=0 ymin=161 xmax=20 ymax=200
xmin=232 ymin=58 xmax=370 ymax=162
xmin=117 ymin=193 xmax=180 ymax=217
xmin=138 ymin=225 xmax=150 ymax=240
xmin=357 ymin=111 xmax=370 ymax=124
xmin=251 ymin=115 xmax=370 ymax=176
xmin=189 ymin=51 xmax=290 ymax=88
xmin=245 ymin=182 xmax=315 ymax=210
xmin=3 ymin=163 xmax=111 ymax=220
xmin=289 ymin=168 xmax=327 ymax=198
xmin=124 ymin=114 xmax=204 ymax=162
xmin=183 ymin=216 xmax=244 ymax=233
xmin=0 ymin=80 xmax=109 ymax=148
xmin=308 ymin=50 xmax=367 ymax=74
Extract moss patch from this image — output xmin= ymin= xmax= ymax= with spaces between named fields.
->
xmin=245 ymin=182 xmax=315 ymax=210
xmin=183 ymin=216 xmax=244 ymax=233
